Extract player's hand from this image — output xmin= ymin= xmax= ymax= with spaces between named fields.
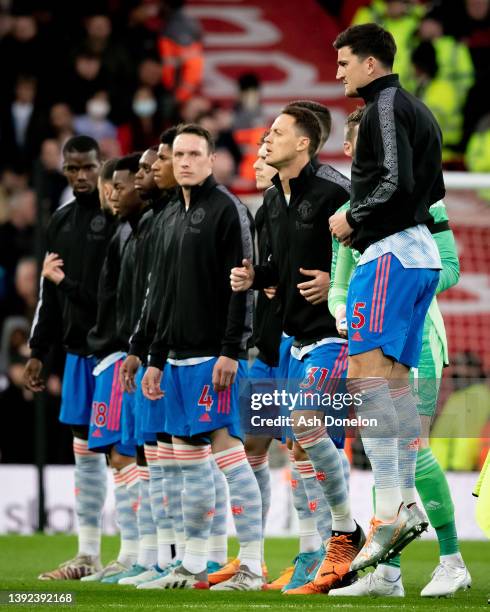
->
xmin=335 ymin=304 xmax=348 ymax=338
xmin=230 ymin=259 xmax=254 ymax=292
xmin=329 ymin=211 xmax=353 ymax=242
xmin=120 ymin=355 xmax=141 ymax=393
xmin=42 ymin=252 xmax=65 ymax=285
xmin=23 ymin=358 xmax=45 ymax=392
xmin=263 ymin=286 xmax=277 ymax=300
xmin=142 ymin=366 xmax=165 ymax=400
xmin=297 ymin=268 xmax=330 ymax=305
xmin=212 ymin=356 xmax=238 ymax=392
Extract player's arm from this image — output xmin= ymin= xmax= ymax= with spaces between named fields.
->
xmin=222 ymin=204 xmax=254 ymax=359
xmin=329 ymin=232 xmax=357 ymax=337
xmin=346 ymin=100 xmax=416 ymax=230
xmin=429 ymin=201 xmax=460 ymax=294
xmin=25 ymin=228 xmax=63 ymax=390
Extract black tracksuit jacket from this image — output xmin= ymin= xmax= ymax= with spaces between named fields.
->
xmin=347 ymin=74 xmax=445 ymax=253
xmin=252 ymin=203 xmax=283 ymax=367
xmin=253 ymin=162 xmax=350 ymax=345
xmin=147 ymin=175 xmax=253 ymax=370
xmin=29 ymin=191 xmax=117 ymax=360
xmin=86 ymin=219 xmax=133 ymax=357
xmin=128 ymin=191 xmax=177 ymax=362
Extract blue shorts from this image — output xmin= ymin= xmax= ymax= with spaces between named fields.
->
xmin=163 ymin=358 xmax=246 ymax=440
xmin=346 ymin=254 xmax=439 ymax=368
xmin=288 ymin=342 xmax=348 ymax=448
xmin=88 ymin=358 xmax=135 ymax=456
xmin=241 ymin=336 xmax=295 ymax=437
xmin=60 ymin=354 xmax=97 ymax=426
xmin=135 ymin=367 xmax=158 ymax=442
xmin=121 ymin=390 xmax=139 ymax=448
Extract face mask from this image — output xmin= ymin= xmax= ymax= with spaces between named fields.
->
xmin=87 ymin=99 xmax=110 ymax=120
xmin=133 ymin=98 xmax=157 ymax=118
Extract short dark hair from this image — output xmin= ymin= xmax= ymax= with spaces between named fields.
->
xmin=100 ymin=158 xmax=119 ymax=181
xmin=62 ymin=135 xmax=100 ymax=159
xmin=258 ymin=130 xmax=269 ymax=146
xmin=345 ymin=107 xmax=365 ymax=143
xmin=284 ymin=100 xmax=332 ymax=146
xmin=280 ymin=106 xmax=321 ymax=157
xmin=114 ymin=153 xmax=142 ymax=174
xmin=160 ymin=126 xmax=178 ymax=147
xmin=411 ymin=41 xmax=438 ymax=79
xmin=333 ymin=24 xmax=397 ymax=69
xmin=174 ymin=123 xmax=216 ymax=153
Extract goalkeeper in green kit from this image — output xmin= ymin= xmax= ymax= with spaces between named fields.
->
xmin=328 ymin=108 xmax=470 ymax=599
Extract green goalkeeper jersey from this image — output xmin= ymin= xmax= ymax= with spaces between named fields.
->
xmin=329 ymin=200 xmax=460 ymax=366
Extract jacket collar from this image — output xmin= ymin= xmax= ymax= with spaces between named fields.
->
xmin=178 ymin=174 xmax=217 ymax=209
xmin=271 ymin=161 xmax=315 ymax=204
xmin=74 ymin=189 xmax=100 ymax=209
xmin=357 ymin=73 xmax=400 ymax=103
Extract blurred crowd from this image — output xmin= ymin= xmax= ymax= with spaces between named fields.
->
xmin=0 ymin=0 xmax=489 ymax=464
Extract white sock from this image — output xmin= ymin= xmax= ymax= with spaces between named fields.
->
xmin=441 ymin=552 xmax=464 ymax=567
xmin=298 ymin=517 xmax=322 ymax=553
xmin=183 ymin=537 xmax=207 ymax=574
xmin=137 ymin=534 xmax=158 ymax=568
xmin=401 ymin=487 xmax=417 ymax=507
xmin=239 ymin=541 xmax=262 ymax=576
xmin=208 ymin=535 xmax=227 ymax=565
xmin=118 ymin=539 xmax=139 ymax=567
xmin=157 ymin=528 xmax=174 ymax=568
xmin=78 ymin=526 xmax=101 ymax=557
xmin=376 ymin=563 xmax=401 ymax=580
xmin=375 ymin=487 xmax=403 ymax=522
xmin=175 ymin=530 xmax=185 ymax=561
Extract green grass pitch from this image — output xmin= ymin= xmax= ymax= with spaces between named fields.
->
xmin=0 ymin=536 xmax=488 ymax=610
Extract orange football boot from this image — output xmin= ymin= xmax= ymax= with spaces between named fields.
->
xmin=208 ymin=558 xmax=240 ymax=585
xmin=264 ymin=566 xmax=294 ymax=590
xmin=285 ymin=527 xmax=364 ymax=595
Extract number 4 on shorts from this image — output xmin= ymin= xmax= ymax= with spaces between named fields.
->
xmin=198 ymin=385 xmax=214 ymax=411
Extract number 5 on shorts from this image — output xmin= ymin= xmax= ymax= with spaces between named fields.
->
xmin=352 ymin=302 xmax=366 ymax=329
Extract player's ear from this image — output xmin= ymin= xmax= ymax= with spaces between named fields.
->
xmin=343 ymin=141 xmax=352 ymax=158
xmin=296 ymin=135 xmax=309 ymax=153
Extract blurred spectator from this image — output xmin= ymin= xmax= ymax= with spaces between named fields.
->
xmin=411 ymin=41 xmax=462 ymax=162
xmin=126 ymin=2 xmax=161 ymax=62
xmin=158 ymin=0 xmax=203 ymax=103
xmin=0 ymin=14 xmax=49 ymax=100
xmin=351 ymin=0 xmax=425 ymax=87
xmin=47 ymin=103 xmax=76 ymax=146
xmin=417 ymin=13 xmax=475 ymax=109
xmin=65 ymin=50 xmax=106 ymax=115
xmin=74 ymin=90 xmax=117 ymax=141
xmin=32 ymin=139 xmax=67 ymax=220
xmin=0 ymin=74 xmax=46 ymax=172
xmin=14 ymin=257 xmax=38 ymax=320
xmin=117 ymin=86 xmax=163 ymax=154
xmin=465 ymin=112 xmax=490 ymax=198
xmin=196 ymin=107 xmax=242 ymax=170
xmin=431 ymin=351 xmax=490 ymax=470
xmin=77 ymin=14 xmax=134 ymax=121
xmin=180 ymin=95 xmax=212 ymax=123
xmin=233 ymin=73 xmax=265 ymax=130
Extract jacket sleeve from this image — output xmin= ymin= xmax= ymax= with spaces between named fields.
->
xmin=220 ymin=202 xmax=254 ymax=360
xmin=29 ymin=225 xmax=63 ymax=361
xmin=429 ymin=201 xmax=460 ymax=294
xmin=347 ymin=91 xmax=415 ymax=229
xmin=57 ymin=276 xmax=96 ymax=311
xmin=128 ymin=273 xmax=153 ymax=360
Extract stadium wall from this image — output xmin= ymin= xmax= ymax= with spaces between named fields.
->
xmin=0 ymin=465 xmax=484 ymax=539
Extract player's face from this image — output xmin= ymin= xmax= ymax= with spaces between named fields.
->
xmin=172 ymin=133 xmax=214 ymax=188
xmin=97 ymin=176 xmax=116 ymax=214
xmin=336 ymin=46 xmax=371 ymax=98
xmin=253 ymin=143 xmax=277 ymax=190
xmin=151 ymin=143 xmax=176 ymax=190
xmin=110 ymin=170 xmax=142 ymax=219
xmin=63 ymin=150 xmax=100 ymax=194
xmin=264 ymin=114 xmax=307 ymax=169
xmin=135 ymin=149 xmax=158 ymax=199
